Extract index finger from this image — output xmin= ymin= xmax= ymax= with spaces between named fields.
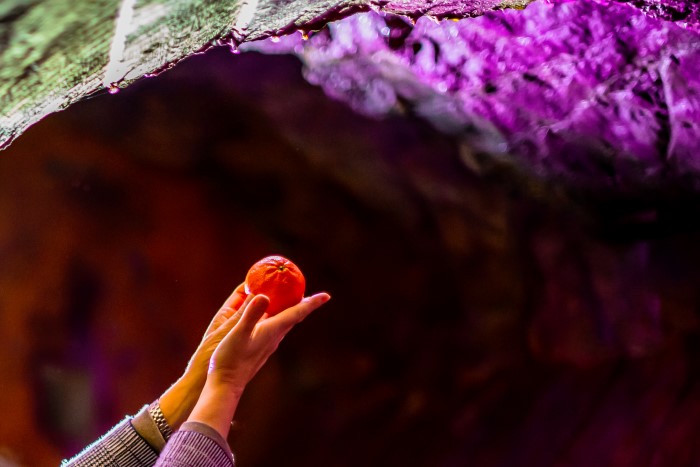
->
xmin=205 ymin=282 xmax=247 ymax=335
xmin=221 ymin=282 xmax=248 ymax=312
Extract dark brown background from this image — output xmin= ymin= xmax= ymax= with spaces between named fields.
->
xmin=2 ymin=48 xmax=700 ymax=466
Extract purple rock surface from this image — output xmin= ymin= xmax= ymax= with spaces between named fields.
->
xmin=610 ymin=0 xmax=700 ymax=26
xmin=247 ymin=0 xmax=700 ymax=194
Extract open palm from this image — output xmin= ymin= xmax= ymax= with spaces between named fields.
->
xmin=208 ymin=292 xmax=330 ymax=393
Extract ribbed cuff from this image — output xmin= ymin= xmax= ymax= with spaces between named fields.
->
xmin=156 ymin=422 xmax=234 ymax=467
xmin=180 ymin=421 xmax=233 ymax=456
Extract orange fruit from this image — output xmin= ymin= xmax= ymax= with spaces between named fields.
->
xmin=244 ymin=255 xmax=306 ymax=316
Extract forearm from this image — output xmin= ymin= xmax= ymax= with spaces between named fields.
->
xmin=186 ymin=379 xmax=244 ymax=440
xmin=158 ymin=371 xmax=206 ymax=431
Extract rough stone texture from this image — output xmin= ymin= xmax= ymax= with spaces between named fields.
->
xmin=0 ymin=0 xmax=533 ymax=150
xmin=2 ymin=0 xmax=699 ymax=168
xmin=247 ymin=1 xmax=700 ymax=198
xmin=3 ymin=48 xmax=700 ymax=467
xmin=614 ymin=0 xmax=700 ymax=25
xmin=0 ymin=0 xmax=119 ymax=148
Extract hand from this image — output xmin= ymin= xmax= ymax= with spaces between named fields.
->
xmin=187 ymin=283 xmax=250 ymax=380
xmin=158 ymin=283 xmax=249 ymax=430
xmin=188 ymin=292 xmax=331 ymax=438
xmin=209 ymin=292 xmax=330 ymax=391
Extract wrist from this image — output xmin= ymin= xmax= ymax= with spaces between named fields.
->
xmin=205 ymin=372 xmax=247 ymax=397
xmin=183 ymin=354 xmax=209 ymax=389
xmin=187 ymin=378 xmax=244 ymax=440
xmin=158 ymin=373 xmax=204 ymax=431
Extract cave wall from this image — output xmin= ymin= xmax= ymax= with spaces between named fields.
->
xmin=247 ymin=2 xmax=700 ymax=201
xmin=2 ymin=0 xmax=699 ymax=157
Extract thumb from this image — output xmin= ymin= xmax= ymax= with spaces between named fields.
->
xmin=237 ymin=294 xmax=270 ymax=335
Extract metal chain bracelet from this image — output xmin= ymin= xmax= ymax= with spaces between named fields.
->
xmin=148 ymin=400 xmax=173 ymax=441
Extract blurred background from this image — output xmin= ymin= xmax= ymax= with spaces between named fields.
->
xmin=2 ymin=45 xmax=700 ymax=467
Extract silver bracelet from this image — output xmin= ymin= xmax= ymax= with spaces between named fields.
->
xmin=148 ymin=400 xmax=173 ymax=441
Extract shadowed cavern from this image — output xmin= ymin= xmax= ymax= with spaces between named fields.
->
xmin=2 ymin=0 xmax=700 ymax=466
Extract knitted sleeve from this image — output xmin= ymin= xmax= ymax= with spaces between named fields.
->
xmin=61 ymin=414 xmax=159 ymax=467
xmin=155 ymin=421 xmax=235 ymax=467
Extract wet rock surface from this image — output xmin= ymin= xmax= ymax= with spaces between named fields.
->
xmin=2 ymin=0 xmax=700 ymax=181
xmin=248 ymin=1 xmax=700 ymax=199
xmin=0 ymin=0 xmax=531 ymax=150
xmin=2 ymin=49 xmax=700 ymax=466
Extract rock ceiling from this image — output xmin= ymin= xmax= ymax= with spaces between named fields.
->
xmin=1 ymin=0 xmax=699 ymax=198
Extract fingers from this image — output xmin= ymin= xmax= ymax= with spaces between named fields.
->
xmin=219 ymin=283 xmax=248 ymax=316
xmin=227 ymin=288 xmax=254 ymax=324
xmin=204 ymin=283 xmax=248 ymax=335
xmin=270 ymin=293 xmax=330 ymax=331
xmin=214 ymin=293 xmax=255 ymax=338
xmin=237 ymin=294 xmax=270 ymax=335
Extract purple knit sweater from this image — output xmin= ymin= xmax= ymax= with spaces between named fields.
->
xmin=62 ymin=405 xmax=235 ymax=466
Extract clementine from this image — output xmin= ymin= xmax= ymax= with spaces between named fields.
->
xmin=244 ymin=255 xmax=306 ymax=316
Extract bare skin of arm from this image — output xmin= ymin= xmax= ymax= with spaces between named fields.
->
xmin=156 ymin=283 xmax=249 ymax=430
